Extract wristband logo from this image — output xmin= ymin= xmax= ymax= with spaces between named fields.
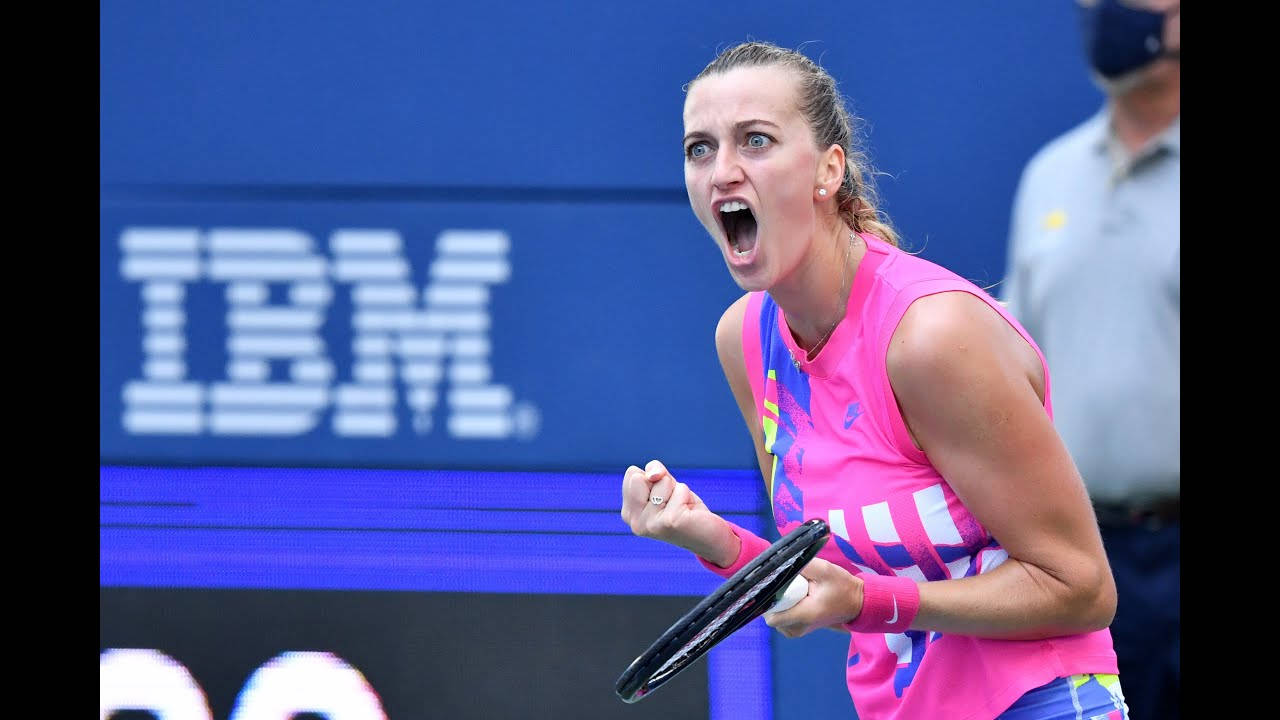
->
xmin=117 ymin=227 xmax=540 ymax=441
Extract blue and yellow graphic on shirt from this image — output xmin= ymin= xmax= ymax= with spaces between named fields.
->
xmin=759 ymin=296 xmax=814 ymax=533
xmin=996 ymin=673 xmax=1127 ymax=719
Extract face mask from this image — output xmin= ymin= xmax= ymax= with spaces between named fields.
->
xmin=1078 ymin=0 xmax=1174 ymax=79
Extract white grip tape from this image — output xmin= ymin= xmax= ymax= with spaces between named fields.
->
xmin=765 ymin=575 xmax=808 ymax=615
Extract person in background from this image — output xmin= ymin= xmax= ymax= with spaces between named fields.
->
xmin=1001 ymin=2 xmax=1179 ymax=718
xmin=622 ymin=41 xmax=1126 ymax=719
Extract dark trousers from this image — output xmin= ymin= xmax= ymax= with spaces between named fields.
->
xmin=1100 ymin=520 xmax=1180 ymax=720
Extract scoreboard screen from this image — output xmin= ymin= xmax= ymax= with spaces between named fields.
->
xmin=100 ymin=465 xmax=773 ymax=719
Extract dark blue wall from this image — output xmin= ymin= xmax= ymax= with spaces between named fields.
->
xmin=101 ymin=2 xmax=1102 ymax=717
xmin=101 ymin=0 xmax=1102 ymax=472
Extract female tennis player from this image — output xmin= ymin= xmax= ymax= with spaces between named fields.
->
xmin=620 ymin=42 xmax=1126 ymax=719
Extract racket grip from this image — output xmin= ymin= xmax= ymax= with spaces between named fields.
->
xmin=765 ymin=576 xmax=808 ymax=615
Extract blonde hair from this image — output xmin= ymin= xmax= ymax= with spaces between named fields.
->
xmin=687 ymin=41 xmax=900 ymax=247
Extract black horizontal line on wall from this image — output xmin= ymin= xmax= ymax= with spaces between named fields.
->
xmin=101 ymin=523 xmax=642 ymax=536
xmin=402 ymin=506 xmax=764 ymax=515
xmin=100 ymin=501 xmax=199 ymax=508
xmin=100 ymin=183 xmax=691 ymax=205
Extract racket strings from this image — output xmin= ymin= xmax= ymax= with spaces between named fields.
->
xmin=650 ymin=552 xmax=802 ymax=680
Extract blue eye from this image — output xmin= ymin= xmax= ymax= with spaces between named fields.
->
xmin=687 ymin=142 xmax=710 ymax=159
xmin=747 ymin=133 xmax=771 ymax=149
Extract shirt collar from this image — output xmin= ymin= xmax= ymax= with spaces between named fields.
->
xmin=1092 ymin=103 xmax=1179 ymax=180
xmin=1157 ymin=114 xmax=1180 ymax=157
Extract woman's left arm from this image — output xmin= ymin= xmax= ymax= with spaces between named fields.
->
xmin=885 ymin=290 xmax=1116 ymax=640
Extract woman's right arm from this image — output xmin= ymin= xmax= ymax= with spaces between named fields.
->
xmin=714 ymin=296 xmax=851 ymax=636
xmin=618 ymin=294 xmax=772 ymax=569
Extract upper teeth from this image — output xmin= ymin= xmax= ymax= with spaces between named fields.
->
xmin=719 ymin=201 xmax=748 ymax=212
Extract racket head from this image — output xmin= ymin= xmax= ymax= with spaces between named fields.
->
xmin=614 ymin=518 xmax=830 ymax=703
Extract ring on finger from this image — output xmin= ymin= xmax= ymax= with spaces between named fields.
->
xmin=650 ymin=495 xmax=665 ymax=505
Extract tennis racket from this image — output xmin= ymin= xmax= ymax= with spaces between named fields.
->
xmin=614 ymin=518 xmax=830 ymax=704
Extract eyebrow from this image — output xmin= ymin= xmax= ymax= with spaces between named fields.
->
xmin=682 ymin=118 xmax=782 ymax=145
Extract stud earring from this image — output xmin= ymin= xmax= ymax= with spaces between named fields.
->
xmin=818 ymin=188 xmax=828 ymax=197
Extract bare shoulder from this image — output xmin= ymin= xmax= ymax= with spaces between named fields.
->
xmin=716 ymin=292 xmax=774 ymax=480
xmin=887 ymin=290 xmax=1043 ymax=406
xmin=889 ymin=291 xmax=996 ymax=359
xmin=714 ymin=292 xmax=752 ymax=361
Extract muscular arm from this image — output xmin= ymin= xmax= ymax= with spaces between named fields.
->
xmin=619 ymin=294 xmax=773 ymax=574
xmin=713 ymin=296 xmax=852 ymax=635
xmin=715 ymin=294 xmax=776 ymax=488
xmin=889 ymin=291 xmax=1116 ymax=640
xmin=685 ymin=293 xmax=776 ymax=570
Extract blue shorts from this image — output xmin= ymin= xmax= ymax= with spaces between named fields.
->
xmin=997 ymin=674 xmax=1128 ymax=720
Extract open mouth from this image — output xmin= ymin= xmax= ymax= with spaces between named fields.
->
xmin=719 ymin=201 xmax=758 ymax=257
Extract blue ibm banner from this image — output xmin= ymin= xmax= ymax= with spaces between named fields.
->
xmin=101 ymin=2 xmax=1101 ymax=471
xmin=100 ymin=200 xmax=752 ymax=469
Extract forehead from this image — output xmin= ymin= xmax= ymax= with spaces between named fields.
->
xmin=683 ymin=64 xmax=805 ymax=132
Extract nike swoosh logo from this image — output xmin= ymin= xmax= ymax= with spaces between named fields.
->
xmin=843 ymin=402 xmax=863 ymax=429
xmin=886 ymin=596 xmax=898 ymax=625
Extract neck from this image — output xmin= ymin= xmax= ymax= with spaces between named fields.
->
xmin=1111 ymin=61 xmax=1180 ymax=154
xmin=770 ymin=224 xmax=862 ymax=354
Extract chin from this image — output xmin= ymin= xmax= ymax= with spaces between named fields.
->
xmin=1089 ymin=66 xmax=1153 ymax=96
xmin=723 ymin=261 xmax=770 ymax=293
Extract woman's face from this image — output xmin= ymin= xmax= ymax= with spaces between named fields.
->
xmin=683 ymin=64 xmax=823 ymax=292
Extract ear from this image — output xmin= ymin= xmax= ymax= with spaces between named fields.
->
xmin=815 ymin=143 xmax=846 ymax=196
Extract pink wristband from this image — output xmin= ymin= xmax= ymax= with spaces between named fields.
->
xmin=844 ymin=574 xmax=920 ymax=634
xmin=695 ymin=521 xmax=772 ymax=579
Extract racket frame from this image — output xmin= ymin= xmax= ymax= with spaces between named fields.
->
xmin=614 ymin=518 xmax=830 ymax=703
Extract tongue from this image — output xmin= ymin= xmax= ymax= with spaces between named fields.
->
xmin=733 ymin=217 xmax=758 ymax=254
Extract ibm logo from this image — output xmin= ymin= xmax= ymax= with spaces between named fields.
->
xmin=117 ymin=227 xmax=539 ymax=440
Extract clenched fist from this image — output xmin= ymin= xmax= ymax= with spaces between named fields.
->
xmin=620 ymin=459 xmax=740 ymax=568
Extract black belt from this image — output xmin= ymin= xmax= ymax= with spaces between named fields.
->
xmin=1093 ymin=498 xmax=1179 ymax=530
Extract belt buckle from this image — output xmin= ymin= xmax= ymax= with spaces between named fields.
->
xmin=1094 ymin=499 xmax=1178 ymax=530
xmin=1133 ymin=499 xmax=1179 ymax=530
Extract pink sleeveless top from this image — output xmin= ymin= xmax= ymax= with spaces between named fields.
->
xmin=707 ymin=234 xmax=1117 ymax=720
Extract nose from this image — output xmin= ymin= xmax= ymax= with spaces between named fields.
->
xmin=711 ymin=146 xmax=744 ymax=190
